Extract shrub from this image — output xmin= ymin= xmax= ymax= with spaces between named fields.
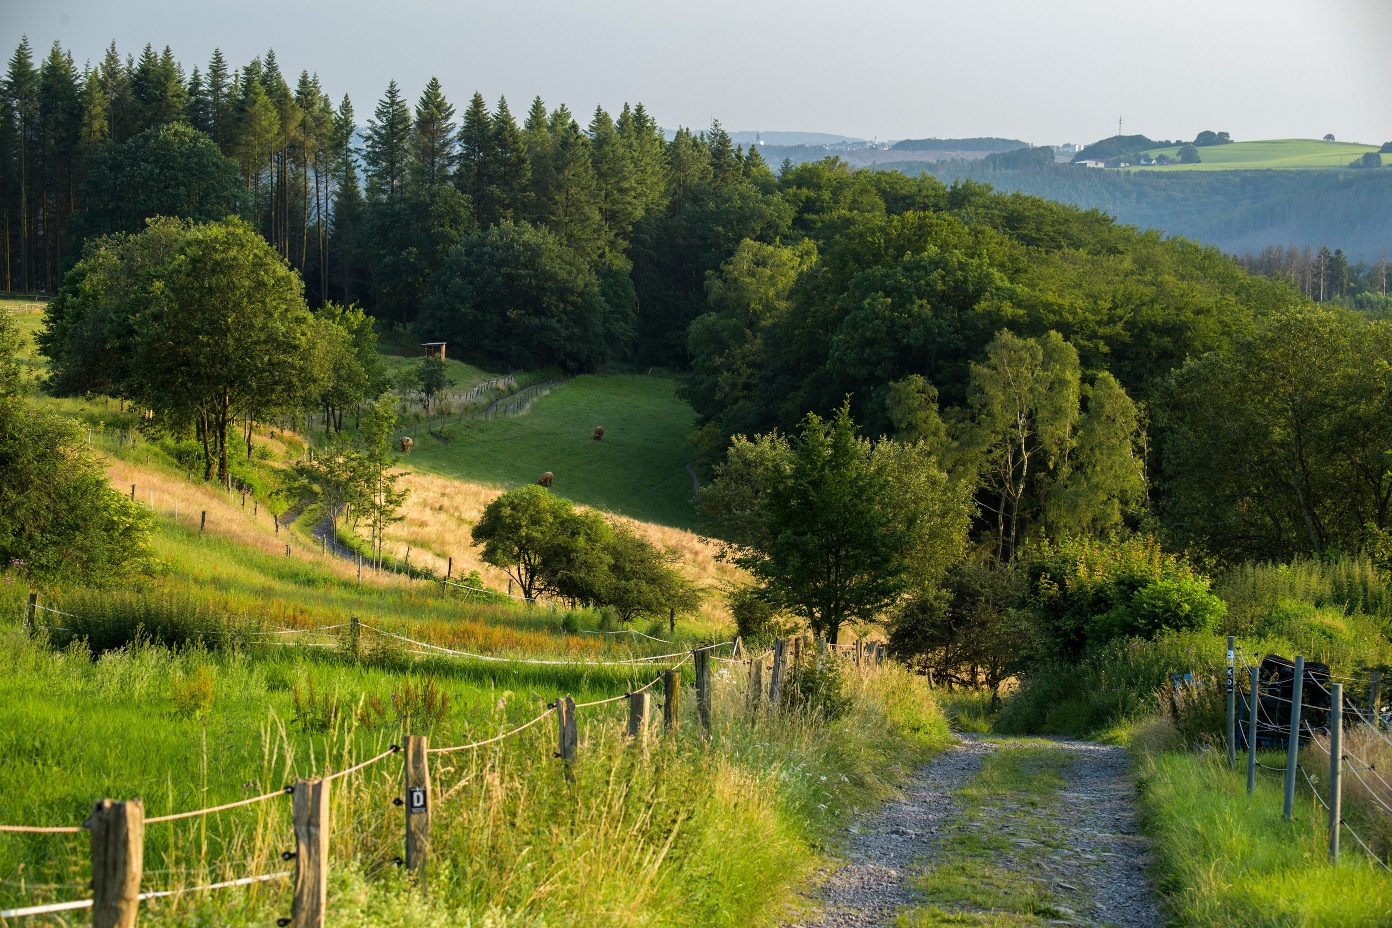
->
xmin=1019 ymin=536 xmax=1226 ymax=660
xmin=782 ymin=656 xmax=853 ymax=720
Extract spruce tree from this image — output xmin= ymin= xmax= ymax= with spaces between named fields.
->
xmin=363 ymin=80 xmax=411 ymax=201
xmin=455 ymin=90 xmax=490 ymax=205
xmin=330 ymin=94 xmax=364 ymax=305
xmin=521 ymin=96 xmax=553 ymax=225
xmin=411 ymin=77 xmax=456 ymax=191
xmin=617 ymin=102 xmax=667 ymax=215
xmin=4 ymin=38 xmax=38 ymax=292
xmin=588 ymin=105 xmax=639 ymax=259
xmin=546 ymin=116 xmax=603 ymax=259
xmin=206 ymin=49 xmax=232 ymax=153
xmin=98 ymin=42 xmax=133 ymax=142
xmin=185 ymin=66 xmax=210 ymax=132
xmin=665 ymin=127 xmax=711 ymax=212
xmin=707 ymin=119 xmax=740 ymax=189
xmin=487 ymin=96 xmax=530 ymax=225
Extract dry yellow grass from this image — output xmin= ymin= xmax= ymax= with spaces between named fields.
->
xmin=379 ymin=470 xmax=743 ymax=629
xmin=102 ymin=455 xmax=408 ymax=591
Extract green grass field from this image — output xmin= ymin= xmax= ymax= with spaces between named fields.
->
xmin=407 ymin=375 xmax=701 ymax=529
xmin=1134 ymin=138 xmax=1383 ymax=172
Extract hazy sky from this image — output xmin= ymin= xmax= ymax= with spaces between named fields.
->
xmin=4 ymin=0 xmax=1390 ymax=146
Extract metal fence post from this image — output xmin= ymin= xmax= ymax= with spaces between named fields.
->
xmin=1329 ymin=682 xmax=1342 ymax=863
xmin=1247 ymin=665 xmax=1259 ymax=796
xmin=1283 ymin=655 xmax=1305 ymax=822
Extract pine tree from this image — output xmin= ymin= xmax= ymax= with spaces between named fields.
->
xmin=79 ymin=64 xmax=109 ymax=146
xmin=363 ymin=80 xmax=411 ymax=201
xmin=486 ymin=96 xmax=530 ymax=225
xmin=455 ymin=91 xmax=490 ymax=205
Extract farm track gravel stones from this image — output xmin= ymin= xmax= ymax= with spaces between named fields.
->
xmin=786 ymin=736 xmax=1163 ymax=928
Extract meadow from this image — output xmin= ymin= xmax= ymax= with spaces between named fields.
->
xmin=1135 ymin=138 xmax=1382 ymax=172
xmin=404 ymin=374 xmax=701 ymax=529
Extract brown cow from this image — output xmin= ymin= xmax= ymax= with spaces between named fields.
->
xmin=399 ymin=436 xmax=414 ymax=453
xmin=538 ymin=472 xmax=554 ymax=488
xmin=593 ymin=426 xmax=604 ymax=441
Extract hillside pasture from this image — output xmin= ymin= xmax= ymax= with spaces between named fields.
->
xmin=1135 ymin=138 xmax=1382 ymax=171
xmin=406 ymin=374 xmax=701 ymax=529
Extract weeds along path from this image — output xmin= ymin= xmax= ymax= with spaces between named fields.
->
xmin=787 ymin=736 xmax=1162 ymax=928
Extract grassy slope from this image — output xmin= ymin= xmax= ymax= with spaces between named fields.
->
xmin=1135 ymin=138 xmax=1381 ymax=171
xmin=406 ymin=374 xmax=700 ymax=529
xmin=3 ymin=300 xmax=955 ymax=925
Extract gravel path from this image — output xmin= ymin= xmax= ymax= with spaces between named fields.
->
xmin=786 ymin=736 xmax=1163 ymax=928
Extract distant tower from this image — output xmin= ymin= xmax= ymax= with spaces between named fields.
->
xmin=1118 ymin=115 xmax=1123 ymax=136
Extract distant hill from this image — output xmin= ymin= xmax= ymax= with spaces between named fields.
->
xmin=1073 ymin=135 xmax=1172 ymax=162
xmin=730 ymin=130 xmax=865 ymax=147
xmin=892 ymin=137 xmax=1026 ymax=152
xmin=901 ymin=161 xmax=1392 ymax=261
xmin=1135 ymin=138 xmax=1381 ymax=172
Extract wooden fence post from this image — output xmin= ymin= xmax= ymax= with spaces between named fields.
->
xmin=404 ymin=735 xmax=430 ymax=888
xmin=628 ymin=692 xmax=649 ymax=741
xmin=556 ymin=696 xmax=577 ymax=781
xmin=446 ymin=557 xmax=452 ymax=581
xmin=91 ymin=798 xmax=143 ymax=928
xmin=275 ymin=514 xmax=280 ymax=536
xmin=1283 ymin=656 xmax=1305 ymax=822
xmin=663 ymin=670 xmax=681 ymax=735
xmin=1329 ymin=682 xmax=1343 ymax=863
xmin=748 ymin=657 xmax=763 ymax=713
xmin=25 ymin=592 xmax=37 ymax=634
xmin=1226 ymin=636 xmax=1237 ymax=768
xmin=200 ymin=510 xmax=207 ymax=533
xmin=285 ymin=544 xmax=291 ymax=560
xmin=768 ymin=638 xmax=786 ymax=707
xmin=694 ymin=648 xmax=712 ymax=733
xmin=130 ymin=484 xmax=135 ymax=502
xmin=291 ymin=778 xmax=330 ymax=928
xmin=357 ymin=554 xmax=362 ymax=586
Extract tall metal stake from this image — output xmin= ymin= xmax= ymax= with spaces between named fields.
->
xmin=1283 ymin=655 xmax=1305 ymax=822
xmin=1329 ymin=682 xmax=1342 ymax=863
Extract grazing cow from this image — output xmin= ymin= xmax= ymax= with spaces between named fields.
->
xmin=538 ymin=472 xmax=554 ymax=488
xmin=593 ymin=426 xmax=604 ymax=441
xmin=399 ymin=436 xmax=414 ymax=453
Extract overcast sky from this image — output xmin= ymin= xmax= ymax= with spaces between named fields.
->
xmin=4 ymin=0 xmax=1390 ymax=146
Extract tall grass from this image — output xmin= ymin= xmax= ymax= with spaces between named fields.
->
xmin=1135 ymin=748 xmax=1392 ymax=927
xmin=0 ymin=627 xmax=947 ymax=926
xmin=1218 ymin=557 xmax=1392 ymax=631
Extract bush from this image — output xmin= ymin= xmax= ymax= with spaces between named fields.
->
xmin=1019 ymin=536 xmax=1226 ymax=661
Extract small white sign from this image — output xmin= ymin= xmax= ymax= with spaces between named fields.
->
xmin=407 ymin=786 xmax=426 ymax=813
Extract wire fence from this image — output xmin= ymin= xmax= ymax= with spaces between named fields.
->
xmin=1219 ymin=645 xmax=1392 ymax=873
xmin=0 ymin=622 xmax=883 ymax=923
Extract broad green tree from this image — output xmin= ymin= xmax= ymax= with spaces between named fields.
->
xmin=702 ymin=403 xmax=972 ymax=642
